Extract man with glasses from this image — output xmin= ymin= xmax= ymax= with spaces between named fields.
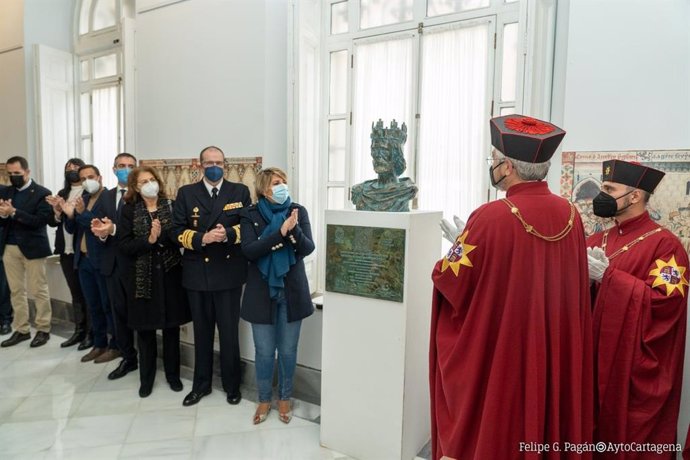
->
xmin=91 ymin=153 xmax=139 ymax=379
xmin=0 ymin=156 xmax=53 ymax=348
xmin=429 ymin=116 xmax=593 ymax=460
xmin=173 ymin=146 xmax=251 ymax=407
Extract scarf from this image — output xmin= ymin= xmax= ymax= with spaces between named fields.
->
xmin=133 ymin=198 xmax=182 ymax=299
xmin=256 ymin=197 xmax=297 ymax=299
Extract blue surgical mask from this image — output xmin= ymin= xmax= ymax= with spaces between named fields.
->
xmin=115 ymin=168 xmax=131 ymax=184
xmin=204 ymin=165 xmax=224 ymax=182
xmin=271 ymin=183 xmax=289 ymax=204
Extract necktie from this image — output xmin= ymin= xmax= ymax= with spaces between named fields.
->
xmin=117 ymin=189 xmax=126 ymax=213
xmin=212 ymin=187 xmax=218 ymax=200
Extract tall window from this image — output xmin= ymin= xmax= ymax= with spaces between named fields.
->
xmin=76 ymin=0 xmax=125 ymax=188
xmin=296 ymin=0 xmax=544 ymax=292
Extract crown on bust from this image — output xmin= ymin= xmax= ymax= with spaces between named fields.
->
xmin=370 ymin=119 xmax=407 ymax=145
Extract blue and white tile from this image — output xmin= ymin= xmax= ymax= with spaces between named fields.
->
xmin=125 ymin=408 xmax=196 ymax=444
xmin=57 ymin=413 xmax=135 ymax=450
xmin=120 ymin=438 xmax=193 ymax=460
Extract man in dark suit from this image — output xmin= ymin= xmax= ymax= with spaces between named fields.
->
xmin=173 ymin=146 xmax=251 ymax=406
xmin=0 ymin=156 xmax=53 ymax=348
xmin=91 ymin=153 xmax=138 ymax=380
xmin=63 ymin=165 xmax=118 ymax=363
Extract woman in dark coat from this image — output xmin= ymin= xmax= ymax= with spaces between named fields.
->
xmin=45 ymin=158 xmax=91 ymax=349
xmin=119 ymin=166 xmax=191 ymax=398
xmin=240 ymin=167 xmax=315 ymax=425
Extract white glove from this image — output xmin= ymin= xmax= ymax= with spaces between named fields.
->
xmin=587 ymin=246 xmax=609 ymax=282
xmin=440 ymin=215 xmax=466 ymax=243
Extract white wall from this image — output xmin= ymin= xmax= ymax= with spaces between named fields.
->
xmin=135 ymin=0 xmax=287 ymax=171
xmin=0 ymin=0 xmax=28 ymax=162
xmin=133 ymin=0 xmax=323 ymax=368
xmin=550 ymin=0 xmax=690 ymax=450
xmin=23 ymin=0 xmax=75 ymax=179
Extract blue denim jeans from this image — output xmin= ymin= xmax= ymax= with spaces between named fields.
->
xmin=251 ymin=296 xmax=302 ymax=402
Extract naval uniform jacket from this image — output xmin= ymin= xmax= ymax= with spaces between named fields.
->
xmin=172 ymin=179 xmax=251 ymax=291
xmin=239 ymin=202 xmax=315 ymax=324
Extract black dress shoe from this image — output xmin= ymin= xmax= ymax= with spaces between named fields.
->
xmin=61 ymin=329 xmax=85 ymax=348
xmin=108 ymin=359 xmax=138 ymax=380
xmin=139 ymin=384 xmax=153 ymax=398
xmin=30 ymin=331 xmax=50 ymax=348
xmin=77 ymin=335 xmax=93 ymax=351
xmin=1 ymin=331 xmax=30 ymax=347
xmin=227 ymin=392 xmax=242 ymax=405
xmin=168 ymin=378 xmax=184 ymax=392
xmin=0 ymin=323 xmax=11 ymax=335
xmin=182 ymin=389 xmax=211 ymax=407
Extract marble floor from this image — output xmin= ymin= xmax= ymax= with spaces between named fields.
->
xmin=0 ymin=326 xmax=357 ymax=460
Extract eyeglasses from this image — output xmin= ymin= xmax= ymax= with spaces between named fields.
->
xmin=202 ymin=161 xmax=224 ymax=167
xmin=485 ymin=156 xmax=496 ymax=166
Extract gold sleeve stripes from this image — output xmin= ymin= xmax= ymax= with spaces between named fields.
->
xmin=233 ymin=224 xmax=241 ymax=244
xmin=178 ymin=230 xmax=197 ymax=250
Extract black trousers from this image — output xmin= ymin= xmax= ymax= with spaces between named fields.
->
xmin=187 ymin=288 xmax=241 ymax=395
xmin=106 ymin=271 xmax=137 ymax=363
xmin=137 ymin=327 xmax=180 ymax=389
xmin=59 ymin=253 xmax=88 ymax=330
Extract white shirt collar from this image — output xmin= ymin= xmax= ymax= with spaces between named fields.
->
xmin=202 ymin=178 xmax=223 ymax=197
xmin=17 ymin=178 xmax=32 ymax=192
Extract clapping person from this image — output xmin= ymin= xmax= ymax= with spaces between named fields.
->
xmin=118 ymin=167 xmax=191 ymax=398
xmin=239 ymin=167 xmax=315 ymax=424
xmin=46 ymin=159 xmax=91 ymax=349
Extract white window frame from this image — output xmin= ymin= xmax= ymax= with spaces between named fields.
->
xmin=290 ymin=0 xmax=555 ymax=294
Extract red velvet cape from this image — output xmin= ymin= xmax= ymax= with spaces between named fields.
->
xmin=430 ymin=182 xmax=594 ymax=459
xmin=587 ymin=212 xmax=688 ymax=459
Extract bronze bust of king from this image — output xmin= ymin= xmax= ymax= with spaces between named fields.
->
xmin=350 ymin=119 xmax=418 ymax=212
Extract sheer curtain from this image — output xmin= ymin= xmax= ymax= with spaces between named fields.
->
xmin=417 ymin=21 xmax=491 ymax=228
xmin=352 ymin=34 xmax=416 ymax=187
xmin=92 ymin=84 xmax=119 ymax=188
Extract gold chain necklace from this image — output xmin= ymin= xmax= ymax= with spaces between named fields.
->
xmin=500 ymin=199 xmax=575 ymax=242
xmin=601 ymin=227 xmax=662 ymax=260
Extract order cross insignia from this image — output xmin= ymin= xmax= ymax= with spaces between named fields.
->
xmin=649 ymin=255 xmax=689 ymax=297
xmin=441 ymin=230 xmax=477 ymax=277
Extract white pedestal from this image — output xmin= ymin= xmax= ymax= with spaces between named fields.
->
xmin=321 ymin=209 xmax=442 ymax=460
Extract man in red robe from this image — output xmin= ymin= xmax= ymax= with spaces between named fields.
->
xmin=430 ymin=115 xmax=594 ymax=460
xmin=587 ymin=160 xmax=688 ymax=459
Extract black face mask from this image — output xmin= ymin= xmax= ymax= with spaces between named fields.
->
xmin=9 ymin=175 xmax=25 ymax=189
xmin=65 ymin=170 xmax=80 ymax=184
xmin=592 ymin=189 xmax=635 ymax=218
xmin=489 ymin=161 xmax=507 ymax=188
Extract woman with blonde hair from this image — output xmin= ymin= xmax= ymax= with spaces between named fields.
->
xmin=239 ymin=167 xmax=315 ymax=424
xmin=119 ymin=166 xmax=191 ymax=397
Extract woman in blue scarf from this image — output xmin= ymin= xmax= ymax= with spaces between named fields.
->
xmin=239 ymin=167 xmax=315 ymax=425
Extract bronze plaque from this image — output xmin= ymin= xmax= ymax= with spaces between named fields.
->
xmin=326 ymin=224 xmax=405 ymax=302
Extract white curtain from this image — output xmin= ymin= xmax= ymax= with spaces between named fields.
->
xmin=352 ymin=34 xmax=416 ymax=186
xmin=417 ymin=22 xmax=491 ymax=227
xmin=92 ymin=84 xmax=119 ymax=188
